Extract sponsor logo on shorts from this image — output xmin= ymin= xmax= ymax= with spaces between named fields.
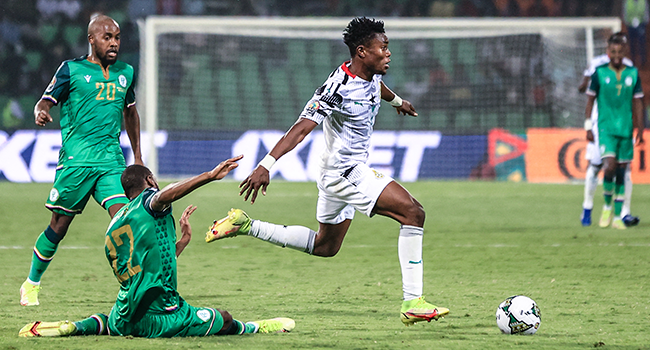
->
xmin=49 ymin=188 xmax=59 ymax=202
xmin=625 ymin=76 xmax=633 ymax=86
xmin=45 ymin=77 xmax=56 ymax=93
xmin=372 ymin=169 xmax=384 ymax=178
xmin=119 ymin=75 xmax=127 ymax=88
xmin=197 ymin=309 xmax=211 ymax=322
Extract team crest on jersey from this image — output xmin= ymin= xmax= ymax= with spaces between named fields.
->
xmin=196 ymin=309 xmax=211 ymax=322
xmin=45 ymin=77 xmax=56 ymax=93
xmin=372 ymin=169 xmax=384 ymax=178
xmin=49 ymin=188 xmax=59 ymax=202
xmin=625 ymin=76 xmax=633 ymax=86
xmin=119 ymin=75 xmax=127 ymax=87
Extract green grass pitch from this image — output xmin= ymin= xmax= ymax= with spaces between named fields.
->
xmin=1 ymin=180 xmax=649 ymax=349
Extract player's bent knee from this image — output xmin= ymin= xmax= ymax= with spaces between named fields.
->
xmin=312 ymin=243 xmax=341 ymax=257
xmin=403 ymin=203 xmax=425 ymax=227
xmin=216 ymin=310 xmax=234 ymax=335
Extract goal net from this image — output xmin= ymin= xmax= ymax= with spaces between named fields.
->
xmin=138 ymin=17 xmax=620 ymax=179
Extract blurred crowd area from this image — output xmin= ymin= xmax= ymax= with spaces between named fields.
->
xmin=0 ymin=0 xmax=631 ymax=128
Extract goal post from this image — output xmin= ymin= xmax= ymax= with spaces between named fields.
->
xmin=138 ymin=16 xmax=621 ymax=178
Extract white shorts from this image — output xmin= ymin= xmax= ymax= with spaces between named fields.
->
xmin=316 ymin=163 xmax=393 ymax=225
xmin=585 ymin=124 xmax=602 ymax=166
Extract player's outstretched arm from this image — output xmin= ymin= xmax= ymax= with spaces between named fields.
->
xmin=239 ymin=118 xmax=317 ymax=204
xmin=150 ymin=155 xmax=243 ymax=212
xmin=176 ymin=205 xmax=196 ymax=257
xmin=34 ymin=99 xmax=54 ymax=127
xmin=380 ymin=81 xmax=417 ymax=116
xmin=123 ymin=105 xmax=143 ymax=165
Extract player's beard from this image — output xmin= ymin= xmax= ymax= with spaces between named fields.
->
xmin=98 ymin=49 xmax=118 ymax=65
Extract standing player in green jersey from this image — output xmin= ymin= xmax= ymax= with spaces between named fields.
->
xmin=20 ymin=15 xmax=143 ymax=306
xmin=19 ymin=155 xmax=296 ymax=338
xmin=585 ymin=34 xmax=645 ymax=230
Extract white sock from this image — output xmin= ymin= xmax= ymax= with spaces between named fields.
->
xmin=249 ymin=220 xmax=316 ymax=254
xmin=399 ymin=225 xmax=424 ymax=301
xmin=622 ymin=165 xmax=633 ymax=217
xmin=583 ymin=163 xmax=600 ymax=210
xmin=26 ymin=278 xmax=40 ymax=286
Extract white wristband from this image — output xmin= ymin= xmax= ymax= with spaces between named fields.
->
xmin=389 ymin=95 xmax=403 ymax=107
xmin=258 ymin=154 xmax=276 ymax=171
xmin=584 ymin=119 xmax=593 ymax=131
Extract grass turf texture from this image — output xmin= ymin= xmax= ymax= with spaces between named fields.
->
xmin=1 ymin=181 xmax=649 ymax=350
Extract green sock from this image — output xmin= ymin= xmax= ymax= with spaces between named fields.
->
xmin=243 ymin=321 xmax=256 ymax=334
xmin=603 ymin=178 xmax=614 ymax=206
xmin=73 ymin=314 xmax=108 ymax=335
xmin=614 ymin=167 xmax=625 ymax=216
xmin=28 ymin=227 xmax=60 ymax=283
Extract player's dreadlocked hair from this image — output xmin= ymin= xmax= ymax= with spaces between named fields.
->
xmin=343 ymin=17 xmax=385 ymax=57
xmin=121 ymin=164 xmax=153 ymax=200
xmin=608 ymin=32 xmax=628 ymax=45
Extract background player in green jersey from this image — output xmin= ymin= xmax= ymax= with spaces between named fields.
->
xmin=19 ymin=155 xmax=296 ymax=338
xmin=20 ymin=15 xmax=143 ymax=306
xmin=584 ymin=34 xmax=645 ymax=230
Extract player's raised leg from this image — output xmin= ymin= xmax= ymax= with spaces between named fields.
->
xmin=372 ymin=181 xmax=449 ymax=325
xmin=206 ymin=208 xmax=319 ymax=253
xmin=21 ymin=213 xmax=74 ymax=306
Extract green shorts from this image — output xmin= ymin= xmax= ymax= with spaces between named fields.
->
xmin=599 ymin=133 xmax=633 ymax=163
xmin=107 ymin=300 xmax=225 ymax=338
xmin=45 ymin=166 xmax=128 ymax=216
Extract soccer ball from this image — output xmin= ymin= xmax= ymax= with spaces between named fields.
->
xmin=495 ymin=295 xmax=541 ymax=335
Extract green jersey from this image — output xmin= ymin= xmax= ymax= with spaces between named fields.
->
xmin=105 ymin=188 xmax=179 ymax=323
xmin=588 ymin=63 xmax=644 ymax=138
xmin=42 ymin=56 xmax=136 ymax=167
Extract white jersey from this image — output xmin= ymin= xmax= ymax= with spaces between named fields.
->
xmin=583 ymin=54 xmax=634 ymax=121
xmin=299 ymin=61 xmax=382 ymax=171
xmin=583 ymin=54 xmax=634 ymax=77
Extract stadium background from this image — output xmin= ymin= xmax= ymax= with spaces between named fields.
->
xmin=0 ymin=0 xmax=649 ymax=183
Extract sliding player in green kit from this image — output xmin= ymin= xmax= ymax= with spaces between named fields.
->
xmin=20 ymin=15 xmax=143 ymax=306
xmin=584 ymin=34 xmax=645 ymax=230
xmin=19 ymin=155 xmax=296 ymax=338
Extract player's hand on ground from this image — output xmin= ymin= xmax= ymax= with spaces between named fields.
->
xmin=239 ymin=166 xmax=270 ymax=204
xmin=34 ymin=110 xmax=53 ymax=126
xmin=586 ymin=130 xmax=594 ymax=142
xmin=393 ymin=100 xmax=418 ymax=116
xmin=208 ymin=155 xmax=243 ymax=180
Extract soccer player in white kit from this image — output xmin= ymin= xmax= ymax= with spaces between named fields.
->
xmin=206 ymin=17 xmax=449 ymax=326
xmin=579 ymin=33 xmax=639 ymax=227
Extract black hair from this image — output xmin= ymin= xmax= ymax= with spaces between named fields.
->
xmin=608 ymin=32 xmax=628 ymax=45
xmin=343 ymin=17 xmax=385 ymax=57
xmin=121 ymin=164 xmax=153 ymax=200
